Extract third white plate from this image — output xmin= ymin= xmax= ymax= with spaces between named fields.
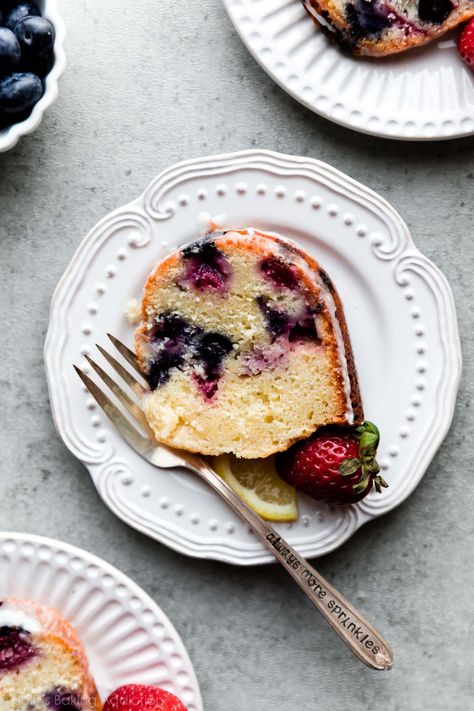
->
xmin=0 ymin=533 xmax=202 ymax=709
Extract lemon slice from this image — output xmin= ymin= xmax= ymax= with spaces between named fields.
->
xmin=212 ymin=454 xmax=298 ymax=522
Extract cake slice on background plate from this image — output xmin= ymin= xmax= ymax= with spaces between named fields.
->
xmin=0 ymin=598 xmax=102 ymax=711
xmin=302 ymin=0 xmax=474 ymax=56
xmin=136 ymin=227 xmax=363 ymax=459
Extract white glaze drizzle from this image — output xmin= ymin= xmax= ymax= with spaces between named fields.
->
xmin=0 ymin=606 xmax=41 ymax=634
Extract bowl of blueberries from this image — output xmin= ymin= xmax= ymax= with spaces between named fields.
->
xmin=0 ymin=0 xmax=65 ymax=151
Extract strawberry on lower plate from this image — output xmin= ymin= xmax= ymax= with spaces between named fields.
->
xmin=103 ymin=685 xmax=187 ymax=711
xmin=458 ymin=18 xmax=474 ymax=68
xmin=276 ymin=421 xmax=388 ymax=505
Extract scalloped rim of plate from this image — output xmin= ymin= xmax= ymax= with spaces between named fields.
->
xmin=0 ymin=0 xmax=67 ymax=153
xmin=44 ymin=149 xmax=462 ymax=565
xmin=222 ymin=0 xmax=474 ymax=141
xmin=0 ymin=531 xmax=203 ymax=709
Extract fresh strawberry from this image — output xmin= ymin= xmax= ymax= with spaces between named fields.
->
xmin=276 ymin=421 xmax=387 ymax=505
xmin=458 ymin=18 xmax=474 ymax=69
xmin=103 ymin=685 xmax=187 ymax=711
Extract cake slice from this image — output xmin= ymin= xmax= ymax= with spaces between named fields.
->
xmin=302 ymin=0 xmax=474 ymax=56
xmin=0 ymin=598 xmax=102 ymax=711
xmin=136 ymin=228 xmax=363 ymax=459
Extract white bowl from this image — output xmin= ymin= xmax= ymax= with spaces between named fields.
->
xmin=0 ymin=0 xmax=66 ymax=152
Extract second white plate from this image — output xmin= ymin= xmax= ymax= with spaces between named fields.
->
xmin=45 ymin=149 xmax=461 ymax=564
xmin=223 ymin=0 xmax=474 ymax=140
xmin=0 ymin=533 xmax=202 ymax=709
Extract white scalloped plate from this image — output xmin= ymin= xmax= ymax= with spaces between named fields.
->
xmin=44 ymin=149 xmax=461 ymax=565
xmin=223 ymin=0 xmax=474 ymax=140
xmin=0 ymin=532 xmax=202 ymax=710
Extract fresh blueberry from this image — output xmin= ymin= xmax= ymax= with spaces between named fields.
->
xmin=5 ymin=2 xmax=40 ymax=31
xmin=0 ymin=71 xmax=42 ymax=113
xmin=44 ymin=689 xmax=83 ymax=711
xmin=15 ymin=16 xmax=55 ymax=58
xmin=0 ymin=106 xmax=31 ymax=129
xmin=0 ymin=28 xmax=21 ymax=74
xmin=0 ymin=626 xmax=36 ymax=671
xmin=21 ymin=48 xmax=55 ymax=78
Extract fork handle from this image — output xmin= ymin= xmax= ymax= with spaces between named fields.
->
xmin=189 ymin=457 xmax=393 ymax=671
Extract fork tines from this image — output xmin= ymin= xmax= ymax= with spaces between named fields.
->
xmin=74 ymin=336 xmax=152 ymax=455
xmin=107 ymin=333 xmax=144 ymax=376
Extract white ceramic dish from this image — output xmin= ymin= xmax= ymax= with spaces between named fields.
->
xmin=0 ymin=532 xmax=202 ymax=710
xmin=223 ymin=0 xmax=474 ymax=141
xmin=0 ymin=0 xmax=66 ymax=153
xmin=44 ymin=149 xmax=461 ymax=565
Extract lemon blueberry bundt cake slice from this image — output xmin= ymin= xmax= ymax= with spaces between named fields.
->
xmin=0 ymin=599 xmax=101 ymax=711
xmin=136 ymin=228 xmax=363 ymax=459
xmin=302 ymin=0 xmax=474 ymax=56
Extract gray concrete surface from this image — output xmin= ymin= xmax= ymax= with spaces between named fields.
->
xmin=0 ymin=1 xmax=473 ymax=709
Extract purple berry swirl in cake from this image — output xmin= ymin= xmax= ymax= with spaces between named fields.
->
xmin=135 ymin=228 xmax=363 ymax=459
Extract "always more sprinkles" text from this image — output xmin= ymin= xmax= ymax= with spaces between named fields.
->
xmin=266 ymin=533 xmax=380 ymax=656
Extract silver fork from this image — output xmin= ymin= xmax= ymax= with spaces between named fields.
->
xmin=74 ymin=335 xmax=393 ymax=671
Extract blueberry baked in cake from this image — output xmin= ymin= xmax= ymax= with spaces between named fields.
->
xmin=302 ymin=0 xmax=474 ymax=55
xmin=136 ymin=228 xmax=363 ymax=459
xmin=0 ymin=599 xmax=101 ymax=710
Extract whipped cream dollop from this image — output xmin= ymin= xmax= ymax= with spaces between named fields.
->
xmin=0 ymin=605 xmax=41 ymax=634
